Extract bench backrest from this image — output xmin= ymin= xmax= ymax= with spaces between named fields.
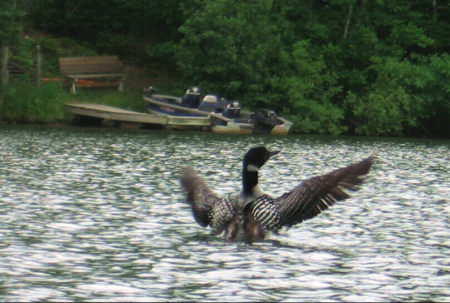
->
xmin=59 ymin=56 xmax=123 ymax=75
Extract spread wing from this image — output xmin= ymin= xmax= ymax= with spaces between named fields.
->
xmin=275 ymin=156 xmax=374 ymax=228
xmin=249 ymin=157 xmax=374 ymax=231
xmin=180 ymin=167 xmax=236 ymax=233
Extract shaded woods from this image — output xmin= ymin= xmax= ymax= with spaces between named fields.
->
xmin=2 ymin=0 xmax=450 ymax=137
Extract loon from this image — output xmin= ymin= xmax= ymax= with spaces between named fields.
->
xmin=180 ymin=146 xmax=374 ymax=244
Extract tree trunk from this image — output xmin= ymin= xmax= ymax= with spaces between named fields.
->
xmin=0 ymin=40 xmax=10 ymax=87
xmin=354 ymin=0 xmax=367 ymax=26
xmin=343 ymin=4 xmax=354 ymax=41
xmin=1 ymin=0 xmax=17 ymax=87
xmin=432 ymin=0 xmax=437 ymax=22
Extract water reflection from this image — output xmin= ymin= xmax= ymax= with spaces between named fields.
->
xmin=0 ymin=126 xmax=449 ymax=301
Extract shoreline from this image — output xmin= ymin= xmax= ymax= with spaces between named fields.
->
xmin=1 ymin=120 xmax=449 ymax=141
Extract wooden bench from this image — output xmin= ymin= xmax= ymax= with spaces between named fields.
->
xmin=59 ymin=56 xmax=125 ymax=94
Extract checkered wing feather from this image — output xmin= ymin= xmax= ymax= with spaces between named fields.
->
xmin=273 ymin=157 xmax=374 ymax=229
xmin=180 ymin=167 xmax=236 ymax=233
xmin=248 ymin=194 xmax=282 ymax=231
xmin=208 ymin=194 xmax=236 ymax=234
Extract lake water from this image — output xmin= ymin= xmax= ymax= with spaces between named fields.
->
xmin=0 ymin=125 xmax=449 ymax=302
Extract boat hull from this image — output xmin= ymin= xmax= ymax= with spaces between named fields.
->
xmin=143 ymin=94 xmax=292 ymax=135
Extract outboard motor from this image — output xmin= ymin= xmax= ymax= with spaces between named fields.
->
xmin=143 ymin=86 xmax=158 ymax=97
xmin=253 ymin=108 xmax=279 ymax=133
xmin=181 ymin=86 xmax=202 ymax=108
xmin=223 ymin=100 xmax=242 ymax=118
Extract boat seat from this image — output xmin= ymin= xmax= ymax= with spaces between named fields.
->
xmin=199 ymin=95 xmax=226 ymax=113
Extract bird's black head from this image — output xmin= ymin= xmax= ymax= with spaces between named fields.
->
xmin=241 ymin=146 xmax=280 ymax=199
xmin=243 ymin=146 xmax=280 ymax=172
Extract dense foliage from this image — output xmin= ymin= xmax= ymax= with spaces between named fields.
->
xmin=0 ymin=0 xmax=23 ymax=43
xmin=13 ymin=1 xmax=450 ymax=136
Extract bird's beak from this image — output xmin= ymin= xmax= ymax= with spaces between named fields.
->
xmin=269 ymin=150 xmax=280 ymax=158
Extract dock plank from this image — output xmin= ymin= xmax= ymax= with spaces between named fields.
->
xmin=65 ymin=103 xmax=211 ymax=127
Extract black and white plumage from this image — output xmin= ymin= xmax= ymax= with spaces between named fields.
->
xmin=180 ymin=146 xmax=374 ymax=244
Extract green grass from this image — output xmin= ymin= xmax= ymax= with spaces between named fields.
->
xmin=0 ymin=81 xmax=151 ymax=124
xmin=0 ymin=81 xmax=69 ymax=124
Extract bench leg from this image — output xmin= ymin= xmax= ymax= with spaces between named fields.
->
xmin=118 ymin=80 xmax=124 ymax=92
xmin=71 ymin=81 xmax=77 ymax=94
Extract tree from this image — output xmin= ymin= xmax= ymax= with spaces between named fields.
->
xmin=176 ymin=0 xmax=289 ymax=107
xmin=21 ymin=0 xmax=450 ymax=136
xmin=0 ymin=0 xmax=23 ymax=87
xmin=28 ymin=0 xmax=186 ymax=66
xmin=283 ymin=40 xmax=346 ymax=135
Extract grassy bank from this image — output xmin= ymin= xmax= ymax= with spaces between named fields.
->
xmin=0 ymin=29 xmax=184 ymax=125
xmin=0 ymin=80 xmax=150 ymax=125
xmin=0 ymin=81 xmax=67 ymax=124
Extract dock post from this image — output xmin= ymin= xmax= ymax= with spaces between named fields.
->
xmin=0 ymin=41 xmax=9 ymax=87
xmin=35 ymin=44 xmax=42 ymax=87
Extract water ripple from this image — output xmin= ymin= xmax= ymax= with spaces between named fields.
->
xmin=0 ymin=126 xmax=449 ymax=302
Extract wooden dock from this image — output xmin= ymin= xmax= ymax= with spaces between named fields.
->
xmin=65 ymin=103 xmax=211 ymax=129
